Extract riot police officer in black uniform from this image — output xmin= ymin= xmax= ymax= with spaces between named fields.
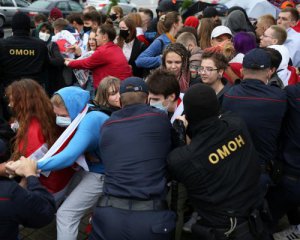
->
xmin=167 ymin=84 xmax=268 ymax=240
xmin=0 ymin=12 xmax=48 ymax=118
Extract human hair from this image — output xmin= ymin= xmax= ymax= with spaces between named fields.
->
xmin=157 ymin=11 xmax=180 ymax=35
xmin=242 ymin=68 xmax=270 ymax=80
xmin=98 ymin=12 xmax=107 ymax=24
xmin=138 ymin=8 xmax=153 ymax=19
xmin=84 ymin=5 xmax=97 ymax=13
xmin=53 ymin=18 xmax=68 ymax=31
xmin=67 ymin=13 xmax=84 ymax=25
xmin=94 ymin=76 xmax=121 ymax=107
xmin=40 ymin=22 xmax=53 ymax=33
xmin=117 ymin=17 xmax=137 ymax=48
xmin=264 ymin=48 xmax=282 ymax=70
xmin=87 ymin=28 xmax=97 ymax=51
xmin=162 ymin=43 xmax=191 ymax=92
xmin=175 ymin=26 xmax=198 ymax=42
xmin=83 ymin=11 xmax=101 ymax=25
xmin=51 ymin=94 xmax=66 ymax=109
xmin=120 ymin=92 xmax=148 ymax=106
xmin=99 ymin=24 xmax=116 ymax=41
xmin=5 ymin=79 xmax=59 ymax=161
xmin=281 ymin=7 xmax=299 ymax=22
xmin=198 ymin=18 xmax=215 ymax=50
xmin=257 ymin=14 xmax=276 ymax=26
xmin=34 ymin=14 xmax=47 ymax=23
xmin=201 ymin=51 xmax=228 ymax=70
xmin=127 ymin=13 xmax=142 ymax=27
xmin=233 ymin=32 xmax=256 ymax=54
xmin=111 ymin=6 xmax=124 ymax=19
xmin=147 ymin=68 xmax=180 ymax=100
xmin=176 ymin=32 xmax=197 ymax=48
xmin=270 ymin=25 xmax=288 ymax=44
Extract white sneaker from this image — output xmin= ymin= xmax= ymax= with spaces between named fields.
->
xmin=273 ymin=225 xmax=300 ymax=240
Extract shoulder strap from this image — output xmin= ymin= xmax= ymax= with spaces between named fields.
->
xmin=157 ymin=38 xmax=164 ymax=53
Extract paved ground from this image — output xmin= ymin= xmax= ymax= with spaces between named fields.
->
xmin=19 ymin=212 xmax=91 ymax=240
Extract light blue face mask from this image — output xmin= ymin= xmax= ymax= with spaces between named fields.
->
xmin=150 ymin=101 xmax=168 ymax=114
xmin=56 ymin=116 xmax=72 ymax=127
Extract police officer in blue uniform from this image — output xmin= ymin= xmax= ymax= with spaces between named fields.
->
xmin=90 ymin=77 xmax=176 ymax=240
xmin=167 ymin=84 xmax=267 ymax=240
xmin=222 ymin=48 xmax=287 ymax=194
xmin=1 ymin=157 xmax=56 ymax=240
xmin=267 ymin=83 xmax=300 ymax=227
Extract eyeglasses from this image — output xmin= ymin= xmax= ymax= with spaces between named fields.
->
xmin=198 ymin=67 xmax=219 ymax=73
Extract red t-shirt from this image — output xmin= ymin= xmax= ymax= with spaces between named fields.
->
xmin=19 ymin=118 xmax=75 ymax=193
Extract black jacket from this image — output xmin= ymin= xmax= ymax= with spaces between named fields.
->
xmin=46 ymin=41 xmax=65 ymax=96
xmin=167 ymin=113 xmax=261 ymax=227
xmin=0 ymin=32 xmax=48 ymax=90
xmin=0 ymin=176 xmax=56 ymax=240
xmin=128 ymin=38 xmax=147 ymax=78
xmin=280 ymin=84 xmax=300 ymax=175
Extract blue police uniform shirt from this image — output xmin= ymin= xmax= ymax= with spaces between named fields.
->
xmin=280 ymin=84 xmax=300 ymax=173
xmin=99 ymin=104 xmax=172 ymax=200
xmin=222 ymin=79 xmax=287 ymax=166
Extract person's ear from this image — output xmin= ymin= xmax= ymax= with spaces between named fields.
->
xmin=167 ymin=93 xmax=176 ymax=102
xmin=269 ymin=67 xmax=276 ymax=75
xmin=218 ymin=69 xmax=224 ymax=78
xmin=188 ymin=42 xmax=196 ymax=52
xmin=272 ymin=38 xmax=278 ymax=45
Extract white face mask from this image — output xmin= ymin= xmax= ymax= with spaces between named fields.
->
xmin=39 ymin=32 xmax=51 ymax=42
xmin=150 ymin=101 xmax=168 ymax=114
xmin=56 ymin=116 xmax=71 ymax=127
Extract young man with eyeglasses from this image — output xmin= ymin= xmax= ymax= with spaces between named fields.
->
xmin=199 ymin=51 xmax=231 ymax=105
xmin=260 ymin=25 xmax=288 ymax=47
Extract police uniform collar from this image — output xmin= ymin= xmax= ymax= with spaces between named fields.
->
xmin=242 ymin=79 xmax=266 ymax=85
xmin=187 ymin=116 xmax=220 ymax=138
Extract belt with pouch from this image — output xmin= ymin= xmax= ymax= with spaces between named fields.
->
xmin=97 ymin=195 xmax=168 ymax=211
